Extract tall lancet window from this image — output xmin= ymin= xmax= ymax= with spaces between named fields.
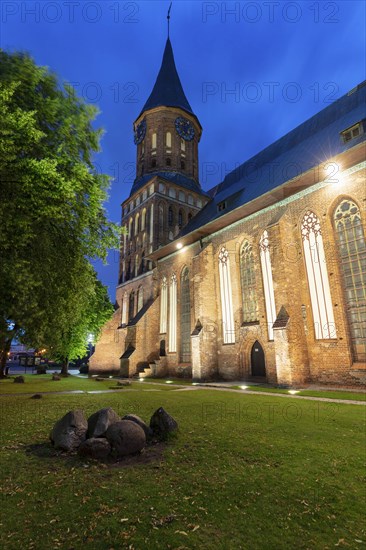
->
xmin=137 ymin=286 xmax=144 ymax=312
xmin=218 ymin=247 xmax=235 ymax=344
xmin=301 ymin=211 xmax=336 ymax=339
xmin=169 ymin=274 xmax=177 ymax=352
xmin=240 ymin=241 xmax=258 ymax=323
xmin=128 ymin=291 xmax=135 ymax=322
xmin=121 ymin=292 xmax=128 ymax=325
xmin=149 ymin=204 xmax=154 ymax=243
xmin=141 ymin=208 xmax=146 ymax=231
xmin=334 ymin=200 xmax=366 ymax=361
xmin=160 ymin=277 xmax=168 ymax=333
xmin=259 ymin=231 xmax=277 ymax=340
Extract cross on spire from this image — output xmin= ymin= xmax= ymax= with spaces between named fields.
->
xmin=167 ymin=2 xmax=172 ymax=37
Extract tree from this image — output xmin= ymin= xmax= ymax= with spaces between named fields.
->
xmin=0 ymin=51 xmax=120 ymax=376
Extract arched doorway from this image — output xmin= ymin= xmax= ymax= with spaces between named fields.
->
xmin=251 ymin=341 xmax=266 ymax=377
xmin=180 ymin=267 xmax=191 ymax=362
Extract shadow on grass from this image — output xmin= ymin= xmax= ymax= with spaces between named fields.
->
xmin=25 ymin=440 xmax=168 ymax=469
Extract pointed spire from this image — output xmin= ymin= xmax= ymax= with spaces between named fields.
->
xmin=138 ymin=38 xmax=194 ymax=118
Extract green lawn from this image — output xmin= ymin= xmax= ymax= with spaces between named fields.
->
xmin=231 ymin=385 xmax=366 ymax=402
xmin=0 ymin=374 xmax=106 ymax=394
xmin=0 ymin=387 xmax=365 ymax=549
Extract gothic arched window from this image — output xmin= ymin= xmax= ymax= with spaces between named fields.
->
xmin=125 ymin=262 xmax=130 ymax=282
xmin=259 ymin=231 xmax=276 ymax=340
xmin=240 ymin=240 xmax=258 ymax=323
xmin=158 ymin=203 xmax=165 ymax=244
xmin=141 ymin=208 xmax=146 ymax=231
xmin=152 ymin=132 xmax=157 ymax=150
xmin=160 ymin=277 xmax=168 ymax=334
xmin=149 ymin=204 xmax=154 ymax=243
xmin=178 ymin=209 xmax=184 ymax=228
xmin=135 ymin=254 xmax=139 ymax=277
xmin=121 ymin=292 xmax=128 ymax=325
xmin=301 ymin=211 xmax=336 ymax=339
xmin=334 ymin=199 xmax=366 ymax=361
xmin=169 ymin=274 xmax=177 ymax=352
xmin=128 ymin=291 xmax=135 ymax=321
xmin=137 ymin=286 xmax=144 ymax=312
xmin=168 ymin=206 xmax=173 ymax=226
xmin=134 ymin=213 xmax=139 ymax=236
xmin=218 ymin=247 xmax=235 ymax=343
xmin=166 ymin=131 xmax=171 ymax=149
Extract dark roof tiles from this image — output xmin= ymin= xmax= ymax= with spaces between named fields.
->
xmin=179 ymin=83 xmax=366 ymax=237
xmin=138 ymin=38 xmax=194 ymax=119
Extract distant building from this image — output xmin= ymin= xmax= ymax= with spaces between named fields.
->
xmin=90 ymin=38 xmax=366 ymax=387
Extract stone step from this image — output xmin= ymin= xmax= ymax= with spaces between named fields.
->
xmin=139 ymin=368 xmax=152 ymax=378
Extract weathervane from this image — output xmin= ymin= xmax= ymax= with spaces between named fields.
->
xmin=167 ymin=2 xmax=172 ymax=37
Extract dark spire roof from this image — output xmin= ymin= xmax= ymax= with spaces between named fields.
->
xmin=138 ymin=38 xmax=194 ymax=119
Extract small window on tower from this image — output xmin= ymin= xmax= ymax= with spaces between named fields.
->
xmin=151 ymin=158 xmax=157 ymax=168
xmin=340 ymin=121 xmax=364 ymax=143
xmin=166 ymin=132 xmax=172 ymax=149
xmin=181 ymin=160 xmax=185 ymax=170
xmin=166 ymin=158 xmax=171 ymax=166
xmin=152 ymin=132 xmax=157 ymax=149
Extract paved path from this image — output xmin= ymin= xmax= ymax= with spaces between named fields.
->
xmin=1 ymin=382 xmax=365 ymax=405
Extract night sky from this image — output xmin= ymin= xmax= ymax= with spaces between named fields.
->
xmin=2 ymin=0 xmax=365 ymax=298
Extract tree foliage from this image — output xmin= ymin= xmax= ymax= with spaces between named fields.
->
xmin=0 ymin=51 xmax=120 ymax=375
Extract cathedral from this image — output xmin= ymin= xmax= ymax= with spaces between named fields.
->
xmin=90 ymin=37 xmax=366 ymax=387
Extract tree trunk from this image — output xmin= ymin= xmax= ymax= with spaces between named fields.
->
xmin=0 ymin=337 xmax=12 ymax=378
xmin=60 ymin=357 xmax=69 ymax=376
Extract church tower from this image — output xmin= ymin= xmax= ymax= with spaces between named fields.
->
xmin=118 ymin=37 xmax=209 ymax=291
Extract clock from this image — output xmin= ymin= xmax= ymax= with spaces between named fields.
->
xmin=175 ymin=116 xmax=195 ymax=141
xmin=134 ymin=119 xmax=146 ymax=145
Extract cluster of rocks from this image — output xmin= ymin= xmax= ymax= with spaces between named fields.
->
xmin=50 ymin=407 xmax=178 ymax=460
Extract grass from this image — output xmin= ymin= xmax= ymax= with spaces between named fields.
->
xmin=0 ymin=374 xmax=106 ymax=394
xmin=2 ymin=375 xmax=365 ymax=403
xmin=0 ymin=387 xmax=365 ymax=549
xmin=231 ymin=385 xmax=366 ymax=402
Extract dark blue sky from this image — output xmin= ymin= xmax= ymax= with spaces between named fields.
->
xmin=2 ymin=0 xmax=365 ymax=298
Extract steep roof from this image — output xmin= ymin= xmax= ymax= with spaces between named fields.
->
xmin=178 ymin=82 xmax=366 ymax=237
xmin=137 ymin=38 xmax=194 ymax=119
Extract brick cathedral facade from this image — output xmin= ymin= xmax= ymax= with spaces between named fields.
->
xmin=90 ymin=38 xmax=366 ymax=388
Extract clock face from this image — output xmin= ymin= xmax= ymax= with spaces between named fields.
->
xmin=134 ymin=119 xmax=146 ymax=145
xmin=175 ymin=116 xmax=195 ymax=141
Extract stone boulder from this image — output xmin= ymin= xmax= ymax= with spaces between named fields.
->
xmin=150 ymin=407 xmax=178 ymax=439
xmin=52 ymin=374 xmax=61 ymax=381
xmin=106 ymin=420 xmax=146 ymax=457
xmin=50 ymin=410 xmax=87 ymax=452
xmin=87 ymin=407 xmax=120 ymax=438
xmin=31 ymin=394 xmax=42 ymax=399
xmin=14 ymin=376 xmax=25 ymax=383
xmin=122 ymin=414 xmax=153 ymax=440
xmin=117 ymin=380 xmax=131 ymax=386
xmin=78 ymin=437 xmax=111 ymax=459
